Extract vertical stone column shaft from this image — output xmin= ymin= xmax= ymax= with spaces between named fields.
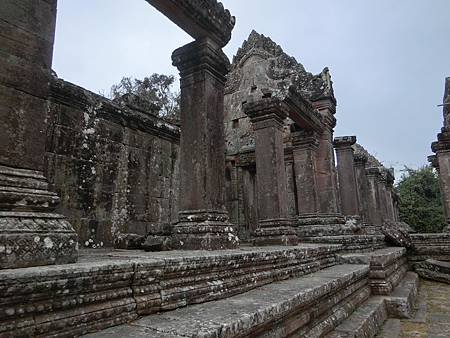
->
xmin=171 ymin=38 xmax=238 ymax=250
xmin=334 ymin=136 xmax=359 ymax=217
xmin=354 ymin=153 xmax=369 ymax=223
xmin=366 ymin=168 xmax=383 ymax=226
xmin=292 ymin=130 xmax=320 ymax=215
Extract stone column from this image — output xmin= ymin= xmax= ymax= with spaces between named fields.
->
xmin=377 ymin=169 xmax=389 ymax=223
xmin=333 ymin=136 xmax=359 ymax=217
xmin=433 ymin=135 xmax=450 ymax=227
xmin=171 ymin=38 xmax=238 ymax=250
xmin=291 ymin=130 xmax=320 ymax=215
xmin=0 ymin=0 xmax=78 ymax=269
xmin=429 ymin=153 xmax=448 ymax=224
xmin=366 ymin=167 xmax=383 ymax=226
xmin=384 ymin=168 xmax=396 ymax=221
xmin=243 ymin=96 xmax=298 ymax=246
xmin=312 ymin=100 xmax=341 ymax=215
xmin=353 ymin=152 xmax=370 ymax=224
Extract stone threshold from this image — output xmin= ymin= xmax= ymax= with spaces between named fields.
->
xmin=0 ymin=244 xmax=341 ymax=337
xmin=83 ymin=264 xmax=370 ymax=338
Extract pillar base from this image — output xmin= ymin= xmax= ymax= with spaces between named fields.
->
xmin=0 ymin=212 xmax=78 ymax=269
xmin=252 ymin=219 xmax=298 ymax=246
xmin=297 ymin=213 xmax=346 ymax=226
xmin=172 ymin=210 xmax=239 ymax=250
xmin=0 ymin=165 xmax=78 ymax=269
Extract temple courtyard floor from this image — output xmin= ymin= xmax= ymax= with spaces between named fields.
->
xmin=377 ymin=279 xmax=450 ymax=338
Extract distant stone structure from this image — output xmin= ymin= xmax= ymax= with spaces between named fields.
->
xmin=1 ymin=1 xmax=449 ymax=337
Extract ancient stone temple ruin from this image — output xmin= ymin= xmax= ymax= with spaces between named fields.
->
xmin=1 ymin=0 xmax=450 ymax=337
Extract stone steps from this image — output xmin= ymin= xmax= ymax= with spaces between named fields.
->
xmin=325 ymin=272 xmax=419 ymax=338
xmin=83 ymin=264 xmax=370 ymax=338
xmin=325 ymin=297 xmax=387 ymax=338
xmin=304 ymin=235 xmax=386 ymax=253
xmin=0 ymin=245 xmax=340 ymax=337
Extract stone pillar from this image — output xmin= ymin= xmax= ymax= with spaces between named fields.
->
xmin=353 ymin=152 xmax=370 ymax=224
xmin=333 ymin=136 xmax=359 ymax=217
xmin=384 ymin=168 xmax=396 ymax=221
xmin=171 ymin=38 xmax=238 ymax=250
xmin=312 ymin=100 xmax=341 ymax=215
xmin=432 ymin=136 xmax=450 ymax=227
xmin=243 ymin=96 xmax=298 ymax=246
xmin=366 ymin=167 xmax=383 ymax=226
xmin=377 ymin=169 xmax=389 ymax=223
xmin=0 ymin=0 xmax=78 ymax=269
xmin=291 ymin=130 xmax=320 ymax=215
xmin=429 ymin=153 xmax=448 ymax=224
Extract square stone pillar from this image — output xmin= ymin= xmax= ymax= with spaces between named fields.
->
xmin=353 ymin=152 xmax=370 ymax=224
xmin=171 ymin=38 xmax=238 ymax=250
xmin=291 ymin=130 xmax=320 ymax=215
xmin=384 ymin=168 xmax=396 ymax=221
xmin=429 ymin=153 xmax=448 ymax=224
xmin=0 ymin=0 xmax=78 ymax=269
xmin=333 ymin=136 xmax=360 ymax=217
xmin=312 ymin=100 xmax=341 ymax=215
xmin=366 ymin=167 xmax=383 ymax=226
xmin=243 ymin=96 xmax=298 ymax=246
xmin=432 ymin=135 xmax=450 ymax=227
xmin=377 ymin=169 xmax=390 ymax=223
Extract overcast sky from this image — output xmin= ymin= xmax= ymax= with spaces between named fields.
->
xmin=53 ymin=0 xmax=450 ymax=177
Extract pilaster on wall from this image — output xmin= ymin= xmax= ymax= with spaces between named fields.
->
xmin=0 ymin=0 xmax=78 ymax=269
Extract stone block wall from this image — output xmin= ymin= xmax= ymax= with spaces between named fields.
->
xmin=45 ymin=78 xmax=180 ymax=247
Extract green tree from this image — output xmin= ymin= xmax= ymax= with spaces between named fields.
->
xmin=397 ymin=165 xmax=445 ymax=232
xmin=110 ymin=73 xmax=180 ymax=122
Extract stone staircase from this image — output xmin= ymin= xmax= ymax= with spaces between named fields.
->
xmin=0 ymin=245 xmax=419 ymax=337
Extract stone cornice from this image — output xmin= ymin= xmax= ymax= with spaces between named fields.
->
xmin=49 ymin=77 xmax=180 ymax=143
xmin=146 ymin=0 xmax=235 ymax=47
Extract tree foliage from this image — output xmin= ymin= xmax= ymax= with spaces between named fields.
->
xmin=110 ymin=73 xmax=180 ymax=122
xmin=396 ymin=165 xmax=445 ymax=233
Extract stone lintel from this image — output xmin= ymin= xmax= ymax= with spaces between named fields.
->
xmin=146 ymin=0 xmax=235 ymax=48
xmin=172 ymin=37 xmax=230 ymax=81
xmin=333 ymin=136 xmax=357 ymax=149
xmin=284 ymin=88 xmax=325 ymax=133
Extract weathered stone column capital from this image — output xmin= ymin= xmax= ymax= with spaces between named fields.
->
xmin=354 ymin=152 xmax=368 ymax=167
xmin=172 ymin=37 xmax=230 ymax=82
xmin=291 ymin=130 xmax=320 ymax=151
xmin=243 ymin=97 xmax=288 ymax=130
xmin=333 ymin=136 xmax=357 ymax=150
xmin=366 ymin=167 xmax=382 ymax=178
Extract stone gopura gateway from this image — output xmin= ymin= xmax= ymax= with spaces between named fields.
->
xmin=0 ymin=1 xmax=449 ymax=337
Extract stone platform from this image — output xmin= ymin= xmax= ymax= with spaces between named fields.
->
xmin=0 ymin=244 xmax=340 ymax=337
xmin=304 ymin=234 xmax=386 ymax=252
